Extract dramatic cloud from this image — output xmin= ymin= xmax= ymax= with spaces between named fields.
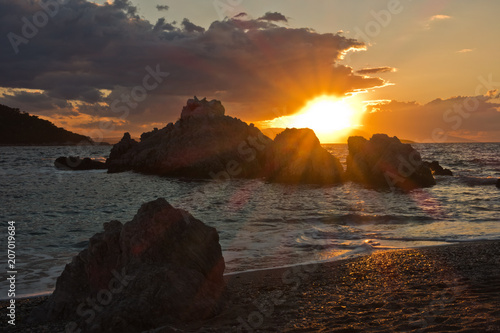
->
xmin=258 ymin=12 xmax=288 ymax=23
xmin=363 ymin=93 xmax=500 ymax=142
xmin=0 ymin=0 xmax=385 ymax=137
xmin=156 ymin=5 xmax=169 ymax=11
xmin=356 ymin=67 xmax=396 ymax=75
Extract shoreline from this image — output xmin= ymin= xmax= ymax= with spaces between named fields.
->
xmin=1 ymin=240 xmax=477 ymax=302
xmin=2 ymin=240 xmax=500 ymax=332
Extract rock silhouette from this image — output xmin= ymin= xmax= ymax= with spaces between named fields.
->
xmin=107 ymin=97 xmax=273 ymax=178
xmin=424 ymin=161 xmax=453 ymax=176
xmin=54 ymin=156 xmax=107 ymax=171
xmin=267 ymin=128 xmax=343 ymax=184
xmin=347 ymin=134 xmax=435 ymax=190
xmin=0 ymin=104 xmax=94 ymax=145
xmin=107 ymin=97 xmax=344 ymax=184
xmin=30 ymin=198 xmax=225 ymax=332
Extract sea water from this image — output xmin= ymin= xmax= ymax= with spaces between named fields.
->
xmin=0 ymin=143 xmax=499 ymax=297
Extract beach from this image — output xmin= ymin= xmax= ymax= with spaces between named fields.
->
xmin=3 ymin=240 xmax=499 ymax=332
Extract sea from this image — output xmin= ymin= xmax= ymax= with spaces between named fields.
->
xmin=0 ymin=143 xmax=499 ymax=298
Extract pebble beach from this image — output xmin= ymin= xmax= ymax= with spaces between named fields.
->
xmin=3 ymin=240 xmax=499 ymax=332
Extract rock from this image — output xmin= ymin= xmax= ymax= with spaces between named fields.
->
xmin=107 ymin=132 xmax=138 ymax=173
xmin=496 ymin=179 xmax=500 ymax=188
xmin=346 ymin=134 xmax=435 ymax=190
xmin=424 ymin=160 xmax=453 ymax=176
xmin=30 ymin=199 xmax=225 ymax=332
xmin=107 ymin=98 xmax=273 ymax=179
xmin=180 ymin=96 xmax=225 ymax=120
xmin=106 ymin=98 xmax=348 ymax=184
xmin=267 ymin=128 xmax=343 ymax=184
xmin=54 ymin=156 xmax=107 ymax=170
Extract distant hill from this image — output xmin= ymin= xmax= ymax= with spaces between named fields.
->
xmin=0 ymin=104 xmax=94 ymax=145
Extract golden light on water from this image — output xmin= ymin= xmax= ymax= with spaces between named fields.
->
xmin=264 ymin=95 xmax=364 ymax=143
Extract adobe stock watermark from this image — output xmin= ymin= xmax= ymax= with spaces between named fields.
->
xmin=236 ymin=263 xmax=318 ymax=332
xmin=65 ymin=268 xmax=135 ymax=333
xmin=342 ymin=0 xmax=411 ymax=64
xmin=383 ymin=73 xmax=499 ymax=191
xmin=352 ymin=0 xmax=407 ymax=44
xmin=67 ymin=64 xmax=169 ymax=158
xmin=7 ymin=0 xmax=69 ymax=55
xmin=213 ymin=0 xmax=243 ymax=20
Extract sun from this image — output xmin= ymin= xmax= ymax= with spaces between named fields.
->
xmin=288 ymin=96 xmax=356 ymax=133
xmin=260 ymin=95 xmax=363 ymax=143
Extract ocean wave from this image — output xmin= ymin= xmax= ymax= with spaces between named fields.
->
xmin=457 ymin=175 xmax=498 ymax=186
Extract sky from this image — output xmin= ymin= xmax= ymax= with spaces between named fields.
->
xmin=1 ymin=0 xmax=499 ymax=143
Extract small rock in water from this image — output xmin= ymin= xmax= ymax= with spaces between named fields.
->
xmin=54 ymin=156 xmax=107 ymax=170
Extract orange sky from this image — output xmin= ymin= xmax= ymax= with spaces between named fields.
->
xmin=0 ymin=0 xmax=499 ymax=143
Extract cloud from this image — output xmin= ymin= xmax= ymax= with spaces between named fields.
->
xmin=0 ymin=1 xmax=385 ymax=137
xmin=356 ymin=67 xmax=396 ymax=75
xmin=181 ymin=18 xmax=205 ymax=33
xmin=156 ymin=5 xmax=169 ymax=11
xmin=430 ymin=14 xmax=451 ymax=21
xmin=425 ymin=14 xmax=452 ymax=29
xmin=363 ymin=94 xmax=500 ymax=142
xmin=258 ymin=12 xmax=288 ymax=23
xmin=457 ymin=48 xmax=474 ymax=53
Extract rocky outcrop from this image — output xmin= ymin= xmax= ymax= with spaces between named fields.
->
xmin=107 ymin=98 xmax=274 ymax=179
xmin=106 ymin=98 xmax=349 ymax=184
xmin=30 ymin=198 xmax=225 ymax=332
xmin=180 ymin=96 xmax=225 ymax=120
xmin=267 ymin=128 xmax=343 ymax=184
xmin=347 ymin=134 xmax=435 ymax=190
xmin=54 ymin=156 xmax=107 ymax=171
xmin=106 ymin=133 xmax=138 ymax=173
xmin=424 ymin=161 xmax=453 ymax=176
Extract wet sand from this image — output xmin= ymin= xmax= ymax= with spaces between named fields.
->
xmin=2 ymin=241 xmax=500 ymax=332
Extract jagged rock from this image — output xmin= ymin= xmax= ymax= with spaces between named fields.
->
xmin=107 ymin=132 xmax=138 ymax=173
xmin=106 ymin=98 xmax=350 ymax=184
xmin=107 ymin=99 xmax=273 ymax=179
xmin=180 ymin=96 xmax=225 ymax=120
xmin=346 ymin=134 xmax=435 ymax=190
xmin=29 ymin=198 xmax=225 ymax=332
xmin=54 ymin=156 xmax=107 ymax=170
xmin=267 ymin=128 xmax=343 ymax=184
xmin=424 ymin=161 xmax=453 ymax=176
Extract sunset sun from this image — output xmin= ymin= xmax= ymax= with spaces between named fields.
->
xmin=289 ymin=96 xmax=356 ymax=132
xmin=264 ymin=96 xmax=362 ymax=143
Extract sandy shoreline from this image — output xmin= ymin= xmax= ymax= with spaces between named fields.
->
xmin=2 ymin=241 xmax=500 ymax=332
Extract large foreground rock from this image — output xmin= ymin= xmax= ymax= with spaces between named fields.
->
xmin=267 ymin=128 xmax=343 ymax=184
xmin=347 ymin=134 xmax=435 ymax=190
xmin=30 ymin=198 xmax=225 ymax=332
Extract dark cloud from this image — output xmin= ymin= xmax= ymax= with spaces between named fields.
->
xmin=356 ymin=67 xmax=396 ymax=75
xmin=156 ymin=5 xmax=169 ymax=11
xmin=234 ymin=12 xmax=248 ymax=18
xmin=154 ymin=18 xmax=176 ymax=32
xmin=258 ymin=12 xmax=288 ymax=23
xmin=0 ymin=2 xmax=384 ymax=134
xmin=363 ymin=95 xmax=500 ymax=142
xmin=181 ymin=18 xmax=205 ymax=33
xmin=0 ymin=90 xmax=70 ymax=111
